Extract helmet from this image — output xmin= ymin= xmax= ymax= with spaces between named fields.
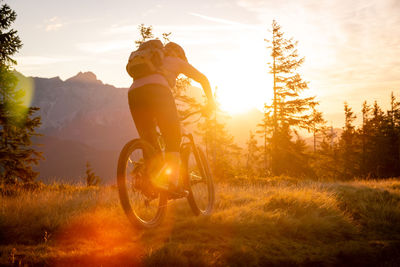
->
xmin=165 ymin=42 xmax=187 ymax=62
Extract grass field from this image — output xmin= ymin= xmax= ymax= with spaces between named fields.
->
xmin=1 ymin=177 xmax=400 ymax=266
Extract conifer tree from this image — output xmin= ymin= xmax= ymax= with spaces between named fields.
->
xmin=256 ymin=104 xmax=272 ymax=175
xmin=0 ymin=2 xmax=42 ymax=184
xmin=339 ymin=102 xmax=358 ymax=179
xmin=196 ymin=105 xmax=240 ymax=180
xmin=311 ymin=94 xmax=400 ymax=180
xmin=263 ymin=20 xmax=317 ymax=176
xmin=245 ymin=131 xmax=262 ymax=177
xmin=310 ymin=105 xmax=325 ymax=153
xmin=312 ymin=127 xmax=340 ymax=180
xmin=387 ymin=92 xmax=400 ymax=175
xmin=85 ymin=161 xmax=101 ymax=186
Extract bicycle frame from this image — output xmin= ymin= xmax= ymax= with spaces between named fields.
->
xmin=152 ymin=109 xmax=204 ymax=155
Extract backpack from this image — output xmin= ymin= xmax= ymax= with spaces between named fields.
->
xmin=126 ymin=39 xmax=165 ymax=80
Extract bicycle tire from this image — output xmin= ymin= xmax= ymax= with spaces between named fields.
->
xmin=117 ymin=139 xmax=167 ymax=228
xmin=182 ymin=145 xmax=215 ymax=216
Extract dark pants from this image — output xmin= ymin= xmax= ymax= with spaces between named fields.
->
xmin=128 ymin=84 xmax=181 ymax=152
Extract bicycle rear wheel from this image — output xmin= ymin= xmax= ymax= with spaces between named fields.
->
xmin=117 ymin=139 xmax=167 ymax=228
xmin=182 ymin=145 xmax=215 ymax=216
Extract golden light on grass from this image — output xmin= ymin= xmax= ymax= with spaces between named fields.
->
xmin=51 ymin=208 xmax=145 ymax=266
xmin=1 ymin=179 xmax=400 ymax=265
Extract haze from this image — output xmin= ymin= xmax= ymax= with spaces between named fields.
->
xmin=11 ymin=0 xmax=400 ymax=126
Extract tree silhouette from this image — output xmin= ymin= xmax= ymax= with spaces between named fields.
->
xmin=197 ymin=111 xmax=241 ymax=180
xmin=310 ymin=105 xmax=325 ymax=153
xmin=338 ymin=102 xmax=358 ymax=179
xmin=0 ymin=2 xmax=42 ymax=184
xmin=85 ymin=161 xmax=101 ymax=186
xmin=263 ymin=20 xmax=317 ymax=176
xmin=313 ymin=93 xmax=400 ymax=180
xmin=245 ymin=131 xmax=262 ymax=177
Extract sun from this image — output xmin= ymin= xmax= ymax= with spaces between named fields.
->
xmin=204 ymin=43 xmax=274 ymax=115
xmin=216 ymin=87 xmax=257 ymax=114
xmin=211 ymin=75 xmax=273 ymax=115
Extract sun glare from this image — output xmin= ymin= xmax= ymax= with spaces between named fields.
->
xmin=211 ymin=72 xmax=274 ymax=115
xmin=217 ymin=87 xmax=256 ymax=114
xmin=206 ymin=43 xmax=273 ymax=115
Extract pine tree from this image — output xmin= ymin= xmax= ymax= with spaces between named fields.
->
xmin=0 ymin=2 xmax=42 ymax=184
xmin=360 ymin=101 xmax=371 ymax=176
xmin=387 ymin=92 xmax=400 ymax=176
xmin=310 ymin=105 xmax=325 ymax=153
xmin=312 ymin=127 xmax=340 ymax=180
xmin=196 ymin=108 xmax=240 ymax=180
xmin=256 ymin=104 xmax=273 ymax=176
xmin=0 ymin=3 xmax=21 ymax=65
xmin=85 ymin=161 xmax=101 ymax=186
xmin=339 ymin=102 xmax=358 ymax=179
xmin=264 ymin=20 xmax=317 ymax=176
xmin=245 ymin=131 xmax=262 ymax=177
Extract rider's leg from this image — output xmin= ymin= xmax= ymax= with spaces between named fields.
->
xmin=128 ymin=85 xmax=162 ymax=183
xmin=150 ymin=85 xmax=182 ymax=189
xmin=129 ymin=86 xmax=156 ymax=144
xmin=129 ymin=84 xmax=182 ymax=190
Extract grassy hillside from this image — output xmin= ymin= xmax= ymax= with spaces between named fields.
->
xmin=1 ymin=178 xmax=400 ymax=266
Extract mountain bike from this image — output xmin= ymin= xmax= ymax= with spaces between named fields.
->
xmin=117 ymin=110 xmax=215 ymax=229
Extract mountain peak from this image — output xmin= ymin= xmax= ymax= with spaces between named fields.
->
xmin=66 ymin=71 xmax=102 ymax=84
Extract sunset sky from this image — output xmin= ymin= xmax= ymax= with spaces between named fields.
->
xmin=10 ymin=0 xmax=400 ymax=126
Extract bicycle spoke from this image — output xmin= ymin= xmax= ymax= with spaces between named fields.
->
xmin=187 ymin=152 xmax=210 ymax=213
xmin=120 ymin=141 xmax=166 ymax=225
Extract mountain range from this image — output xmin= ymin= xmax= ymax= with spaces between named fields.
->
xmin=15 ymin=72 xmax=136 ymax=183
xmin=16 ymin=71 xmax=264 ymax=184
xmin=16 ymin=71 xmax=342 ymax=183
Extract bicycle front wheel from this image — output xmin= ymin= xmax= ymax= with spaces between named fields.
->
xmin=182 ymin=145 xmax=215 ymax=216
xmin=117 ymin=139 xmax=167 ymax=228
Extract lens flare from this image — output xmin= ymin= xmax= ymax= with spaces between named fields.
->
xmin=16 ymin=75 xmax=35 ymax=109
xmin=165 ymin=168 xmax=172 ymax=175
xmin=3 ymin=73 xmax=36 ymax=126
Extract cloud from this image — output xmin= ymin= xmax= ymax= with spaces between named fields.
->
xmin=189 ymin=12 xmax=245 ymax=25
xmin=46 ymin=23 xmax=63 ymax=32
xmin=106 ymin=23 xmax=259 ymax=36
xmin=232 ymin=0 xmax=400 ymax=125
xmin=42 ymin=16 xmax=99 ymax=32
xmin=44 ymin=16 xmax=64 ymax=32
xmin=105 ymin=24 xmax=138 ymax=34
xmin=15 ymin=56 xmax=77 ymax=65
xmin=238 ymin=2 xmax=400 ymax=86
xmin=76 ymin=40 xmax=133 ymax=53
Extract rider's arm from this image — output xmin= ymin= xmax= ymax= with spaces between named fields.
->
xmin=166 ymin=57 xmax=215 ymax=105
xmin=185 ymin=68 xmax=214 ymax=105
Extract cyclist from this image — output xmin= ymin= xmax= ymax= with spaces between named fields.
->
xmin=128 ymin=41 xmax=215 ymax=195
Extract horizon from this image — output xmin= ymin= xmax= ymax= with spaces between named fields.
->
xmin=16 ymin=69 xmax=396 ymax=130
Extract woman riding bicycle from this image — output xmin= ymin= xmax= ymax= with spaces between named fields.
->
xmin=127 ymin=40 xmax=215 ymax=195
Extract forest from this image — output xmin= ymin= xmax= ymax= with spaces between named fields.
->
xmin=166 ymin=21 xmax=400 ymax=182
